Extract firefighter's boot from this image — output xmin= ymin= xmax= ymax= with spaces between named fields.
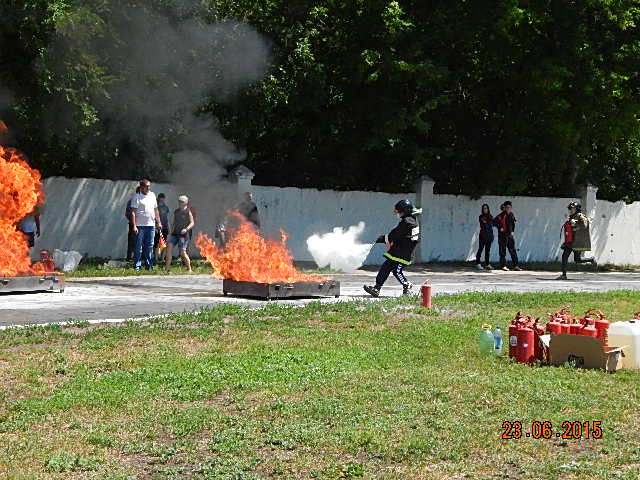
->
xmin=363 ymin=285 xmax=380 ymax=298
xmin=402 ymin=283 xmax=414 ymax=296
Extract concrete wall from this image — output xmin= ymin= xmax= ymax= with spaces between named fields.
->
xmin=252 ymin=185 xmax=416 ymax=265
xmin=37 ymin=177 xmax=177 ymax=260
xmin=33 ymin=174 xmax=640 ymax=265
xmin=592 ymin=199 xmax=640 ymax=265
xmin=416 ymin=177 xmax=581 ymax=263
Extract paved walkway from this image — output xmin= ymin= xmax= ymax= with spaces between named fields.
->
xmin=2 ymin=268 xmax=639 ymax=327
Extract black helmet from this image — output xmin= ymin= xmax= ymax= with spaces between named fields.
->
xmin=568 ymin=201 xmax=582 ymax=211
xmin=394 ymin=199 xmax=414 ymax=216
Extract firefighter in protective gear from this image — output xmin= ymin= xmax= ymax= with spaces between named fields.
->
xmin=364 ymin=200 xmax=421 ymax=297
xmin=556 ymin=201 xmax=595 ymax=280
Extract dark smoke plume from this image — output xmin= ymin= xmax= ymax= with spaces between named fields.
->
xmin=92 ymin=2 xmax=270 ymax=178
xmin=56 ymin=0 xmax=270 ymax=236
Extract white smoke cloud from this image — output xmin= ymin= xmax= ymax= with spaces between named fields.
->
xmin=306 ymin=222 xmax=374 ymax=272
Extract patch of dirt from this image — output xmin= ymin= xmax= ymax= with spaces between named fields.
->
xmin=174 ymin=337 xmax=211 ymax=357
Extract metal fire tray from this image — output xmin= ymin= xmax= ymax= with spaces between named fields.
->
xmin=223 ymin=279 xmax=340 ymax=299
xmin=0 ymin=274 xmax=65 ymax=294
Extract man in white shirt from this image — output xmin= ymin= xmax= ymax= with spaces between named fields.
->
xmin=130 ymin=179 xmax=161 ymax=271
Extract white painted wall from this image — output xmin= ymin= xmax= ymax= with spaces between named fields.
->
xmin=417 ymin=179 xmax=577 ymax=263
xmin=32 ymin=173 xmax=640 ymax=266
xmin=37 ymin=177 xmax=177 ymax=260
xmin=592 ymin=200 xmax=640 ymax=265
xmin=252 ymin=185 xmax=416 ymax=265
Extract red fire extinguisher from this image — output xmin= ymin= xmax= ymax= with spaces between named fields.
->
xmin=509 ymin=313 xmax=537 ymax=364
xmin=578 ymin=309 xmax=597 ymax=338
xmin=592 ymin=310 xmax=609 ymax=344
xmin=579 ymin=319 xmax=598 ymax=338
xmin=532 ymin=318 xmax=545 ymax=361
xmin=569 ymin=319 xmax=582 ymax=335
xmin=515 ymin=321 xmax=536 ymax=364
xmin=421 ymin=281 xmax=432 ymax=308
xmin=39 ymin=249 xmax=55 ymax=272
xmin=546 ymin=313 xmax=562 ymax=335
xmin=509 ymin=312 xmax=525 ymax=358
xmin=563 ymin=220 xmax=574 ymax=243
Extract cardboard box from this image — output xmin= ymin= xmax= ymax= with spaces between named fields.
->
xmin=548 ymin=334 xmax=626 ymax=373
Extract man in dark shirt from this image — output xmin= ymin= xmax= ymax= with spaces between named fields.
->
xmin=236 ymin=192 xmax=261 ymax=228
xmin=165 ymin=195 xmax=195 ymax=272
xmin=494 ymin=201 xmax=521 ymax=271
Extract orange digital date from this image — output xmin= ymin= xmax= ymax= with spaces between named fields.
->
xmin=501 ymin=421 xmax=603 ymax=440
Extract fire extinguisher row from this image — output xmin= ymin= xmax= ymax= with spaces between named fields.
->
xmin=508 ymin=309 xmax=611 ymax=364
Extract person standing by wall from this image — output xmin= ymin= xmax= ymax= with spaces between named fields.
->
xmin=130 ymin=179 xmax=161 ymax=271
xmin=475 ymin=203 xmax=494 ymax=270
xmin=556 ymin=201 xmax=595 ymax=280
xmin=494 ymin=201 xmax=521 ymax=271
xmin=236 ymin=191 xmax=261 ymax=228
xmin=125 ymin=186 xmax=140 ymax=262
xmin=18 ymin=207 xmax=40 ymax=256
xmin=154 ymin=193 xmax=170 ymax=263
xmin=165 ymin=195 xmax=195 ymax=272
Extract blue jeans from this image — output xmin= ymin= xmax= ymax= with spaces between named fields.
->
xmin=168 ymin=234 xmax=189 ymax=250
xmin=134 ymin=226 xmax=155 ymax=270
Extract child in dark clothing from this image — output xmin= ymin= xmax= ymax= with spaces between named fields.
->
xmin=475 ymin=204 xmax=494 ymax=270
xmin=364 ymin=199 xmax=421 ymax=297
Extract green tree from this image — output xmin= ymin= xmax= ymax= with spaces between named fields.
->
xmin=2 ymin=0 xmax=640 ymax=202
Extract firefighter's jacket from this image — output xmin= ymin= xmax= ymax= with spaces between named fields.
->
xmin=568 ymin=212 xmax=591 ymax=251
xmin=376 ymin=215 xmax=420 ymax=265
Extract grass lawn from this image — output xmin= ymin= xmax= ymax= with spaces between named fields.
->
xmin=65 ymin=257 xmax=639 ymax=279
xmin=64 ymin=259 xmax=340 ymax=278
xmin=63 ymin=259 xmax=214 ymax=278
xmin=1 ymin=292 xmax=639 ymax=479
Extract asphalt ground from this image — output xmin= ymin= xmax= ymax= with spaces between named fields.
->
xmin=1 ymin=266 xmax=639 ymax=327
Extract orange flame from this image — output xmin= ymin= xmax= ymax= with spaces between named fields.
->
xmin=0 ymin=138 xmax=46 ymax=276
xmin=196 ymin=211 xmax=325 ymax=283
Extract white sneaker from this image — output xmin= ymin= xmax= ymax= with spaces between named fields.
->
xmin=484 ymin=264 xmax=493 ymax=270
xmin=474 ymin=263 xmax=484 ymax=270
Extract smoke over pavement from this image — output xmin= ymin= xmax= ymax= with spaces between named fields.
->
xmin=306 ymin=222 xmax=374 ymax=272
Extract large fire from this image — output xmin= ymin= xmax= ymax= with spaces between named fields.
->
xmin=196 ymin=211 xmax=324 ymax=283
xmin=0 ymin=123 xmax=45 ymax=276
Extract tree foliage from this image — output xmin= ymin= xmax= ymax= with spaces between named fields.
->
xmin=1 ymin=0 xmax=640 ymax=201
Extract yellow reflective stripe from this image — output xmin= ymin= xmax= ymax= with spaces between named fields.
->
xmin=384 ymin=252 xmax=411 ymax=265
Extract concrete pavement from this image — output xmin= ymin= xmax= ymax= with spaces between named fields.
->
xmin=1 ymin=267 xmax=640 ymax=327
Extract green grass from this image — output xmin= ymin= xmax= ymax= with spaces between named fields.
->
xmin=1 ymin=292 xmax=639 ymax=479
xmin=65 ymin=256 xmax=637 ymax=279
xmin=64 ymin=258 xmax=213 ymax=278
xmin=65 ymin=258 xmax=342 ymax=278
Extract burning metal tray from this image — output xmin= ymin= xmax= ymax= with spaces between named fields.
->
xmin=0 ymin=274 xmax=65 ymax=294
xmin=223 ymin=279 xmax=340 ymax=299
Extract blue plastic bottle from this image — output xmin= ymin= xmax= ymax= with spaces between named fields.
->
xmin=493 ymin=325 xmax=503 ymax=355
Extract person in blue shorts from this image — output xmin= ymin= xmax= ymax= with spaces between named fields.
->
xmin=165 ymin=195 xmax=195 ymax=272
